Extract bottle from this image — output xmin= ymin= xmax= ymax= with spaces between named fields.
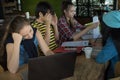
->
xmin=18 ymin=0 xmax=21 ymax=11
xmin=25 ymin=12 xmax=30 ymax=19
xmin=106 ymin=4 xmax=111 ymax=11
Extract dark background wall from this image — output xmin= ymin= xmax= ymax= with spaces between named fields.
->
xmin=0 ymin=1 xmax=4 ymax=19
xmin=21 ymin=0 xmax=64 ymax=17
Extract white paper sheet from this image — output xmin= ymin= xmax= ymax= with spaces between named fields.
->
xmin=92 ymin=16 xmax=101 ymax=38
xmin=61 ymin=40 xmax=89 ymax=47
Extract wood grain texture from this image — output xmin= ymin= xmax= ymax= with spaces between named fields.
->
xmin=64 ymin=54 xmax=107 ymax=80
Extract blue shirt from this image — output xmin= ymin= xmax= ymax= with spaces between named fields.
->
xmin=5 ymin=28 xmax=39 ymax=67
xmin=96 ymin=37 xmax=119 ymax=69
xmin=19 ymin=37 xmax=38 ymax=66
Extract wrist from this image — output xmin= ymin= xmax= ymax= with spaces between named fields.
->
xmin=86 ymin=26 xmax=93 ymax=30
xmin=14 ymin=41 xmax=21 ymax=46
xmin=46 ymin=23 xmax=51 ymax=28
xmin=45 ymin=22 xmax=51 ymax=26
xmin=52 ymin=25 xmax=57 ymax=29
xmin=45 ymin=50 xmax=54 ymax=55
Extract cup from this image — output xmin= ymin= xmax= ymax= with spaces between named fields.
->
xmin=82 ymin=47 xmax=93 ymax=59
xmin=25 ymin=12 xmax=30 ymax=19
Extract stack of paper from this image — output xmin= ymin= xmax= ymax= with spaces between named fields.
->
xmin=92 ymin=16 xmax=101 ymax=39
xmin=61 ymin=40 xmax=89 ymax=47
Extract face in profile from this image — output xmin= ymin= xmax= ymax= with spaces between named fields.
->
xmin=64 ymin=5 xmax=76 ymax=18
xmin=19 ymin=25 xmax=34 ymax=39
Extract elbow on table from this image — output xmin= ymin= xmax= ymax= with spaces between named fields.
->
xmin=7 ymin=66 xmax=18 ymax=74
xmin=44 ymin=50 xmax=54 ymax=56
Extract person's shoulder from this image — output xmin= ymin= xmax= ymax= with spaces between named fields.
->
xmin=31 ymin=20 xmax=39 ymax=26
xmin=5 ymin=34 xmax=14 ymax=44
xmin=31 ymin=21 xmax=45 ymax=29
xmin=58 ymin=16 xmax=66 ymax=23
xmin=59 ymin=16 xmax=65 ymax=19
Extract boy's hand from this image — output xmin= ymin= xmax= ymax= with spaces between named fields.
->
xmin=44 ymin=13 xmax=52 ymax=26
xmin=51 ymin=14 xmax=58 ymax=27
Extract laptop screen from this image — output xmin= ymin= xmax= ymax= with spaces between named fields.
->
xmin=28 ymin=52 xmax=77 ymax=80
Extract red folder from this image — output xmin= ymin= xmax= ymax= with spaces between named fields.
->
xmin=53 ymin=47 xmax=83 ymax=53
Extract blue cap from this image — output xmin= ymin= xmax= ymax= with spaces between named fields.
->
xmin=103 ymin=11 xmax=120 ymax=28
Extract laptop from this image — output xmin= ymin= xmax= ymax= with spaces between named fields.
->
xmin=28 ymin=52 xmax=77 ymax=80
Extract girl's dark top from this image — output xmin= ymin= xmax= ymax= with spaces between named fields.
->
xmin=2 ymin=28 xmax=38 ymax=70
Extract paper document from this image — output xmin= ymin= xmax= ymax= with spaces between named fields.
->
xmin=61 ymin=40 xmax=89 ymax=47
xmin=82 ymin=34 xmax=93 ymax=39
xmin=92 ymin=16 xmax=101 ymax=38
xmin=93 ymin=16 xmax=99 ymax=22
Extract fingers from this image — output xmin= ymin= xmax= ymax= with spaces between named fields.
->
xmin=93 ymin=22 xmax=99 ymax=28
xmin=12 ymin=33 xmax=22 ymax=44
xmin=45 ymin=13 xmax=52 ymax=25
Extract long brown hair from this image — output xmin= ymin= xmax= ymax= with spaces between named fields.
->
xmin=0 ymin=16 xmax=30 ymax=57
xmin=62 ymin=1 xmax=74 ymax=14
xmin=0 ymin=20 xmax=10 ymax=57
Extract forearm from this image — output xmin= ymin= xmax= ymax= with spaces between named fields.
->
xmin=53 ymin=25 xmax=59 ymax=40
xmin=7 ymin=43 xmax=20 ymax=73
xmin=73 ymin=27 xmax=90 ymax=40
xmin=44 ymin=24 xmax=51 ymax=45
xmin=36 ymin=30 xmax=54 ymax=55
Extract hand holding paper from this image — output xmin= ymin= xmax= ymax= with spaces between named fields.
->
xmin=92 ymin=16 xmax=101 ymax=38
xmin=84 ymin=22 xmax=94 ymax=26
xmin=85 ymin=22 xmax=99 ymax=30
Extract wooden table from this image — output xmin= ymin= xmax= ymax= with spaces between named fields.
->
xmin=64 ymin=53 xmax=108 ymax=80
xmin=0 ymin=54 xmax=107 ymax=80
xmin=110 ymin=77 xmax=120 ymax=80
xmin=0 ymin=64 xmax=28 ymax=80
xmin=63 ymin=38 xmax=107 ymax=80
xmin=0 ymin=41 xmax=107 ymax=80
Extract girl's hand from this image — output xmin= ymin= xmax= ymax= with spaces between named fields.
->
xmin=87 ymin=22 xmax=100 ymax=30
xmin=12 ymin=33 xmax=22 ymax=44
xmin=92 ymin=22 xmax=100 ymax=28
xmin=69 ymin=18 xmax=77 ymax=28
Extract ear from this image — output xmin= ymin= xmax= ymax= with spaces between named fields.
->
xmin=39 ymin=12 xmax=43 ymax=17
xmin=64 ymin=10 xmax=66 ymax=14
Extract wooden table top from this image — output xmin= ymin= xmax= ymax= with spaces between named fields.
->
xmin=64 ymin=54 xmax=108 ymax=80
xmin=0 ymin=64 xmax=28 ymax=80
xmin=0 ymin=43 xmax=107 ymax=80
xmin=0 ymin=54 xmax=107 ymax=80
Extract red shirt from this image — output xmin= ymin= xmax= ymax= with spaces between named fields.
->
xmin=58 ymin=16 xmax=85 ymax=45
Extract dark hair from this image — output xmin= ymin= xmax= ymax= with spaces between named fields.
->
xmin=9 ymin=16 xmax=30 ymax=33
xmin=101 ymin=19 xmax=120 ymax=58
xmin=62 ymin=1 xmax=74 ymax=14
xmin=0 ymin=21 xmax=8 ymax=57
xmin=0 ymin=16 xmax=30 ymax=56
xmin=0 ymin=16 xmax=30 ymax=70
xmin=35 ymin=1 xmax=54 ymax=18
xmin=100 ymin=20 xmax=112 ymax=46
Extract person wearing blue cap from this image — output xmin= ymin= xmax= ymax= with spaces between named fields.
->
xmin=96 ymin=10 xmax=120 ymax=79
